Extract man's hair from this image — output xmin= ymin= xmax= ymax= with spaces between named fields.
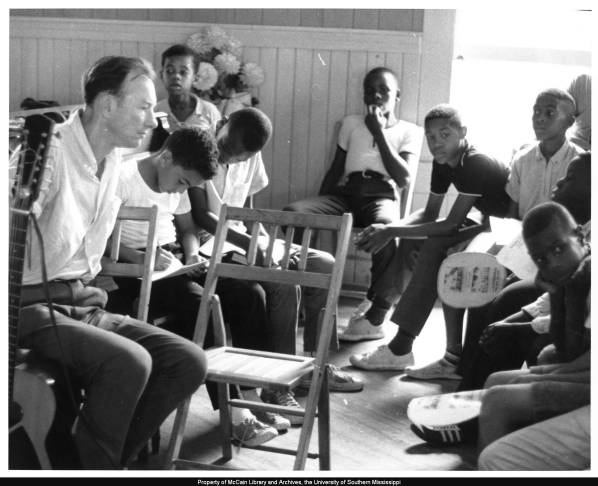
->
xmin=227 ymin=108 xmax=273 ymax=153
xmin=161 ymin=44 xmax=199 ymax=72
xmin=82 ymin=56 xmax=155 ymax=105
xmin=522 ymin=201 xmax=578 ymax=240
xmin=164 ymin=126 xmax=219 ymax=180
xmin=363 ymin=67 xmax=401 ymax=98
xmin=424 ymin=104 xmax=464 ymax=130
xmin=536 ymin=88 xmax=577 ymax=116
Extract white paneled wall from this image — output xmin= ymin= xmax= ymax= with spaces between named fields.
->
xmin=10 ymin=16 xmax=427 ymax=212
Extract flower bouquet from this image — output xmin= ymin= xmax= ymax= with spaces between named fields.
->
xmin=187 ymin=25 xmax=265 ymax=115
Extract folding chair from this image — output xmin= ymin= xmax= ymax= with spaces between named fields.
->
xmin=165 ymin=205 xmax=352 ymax=470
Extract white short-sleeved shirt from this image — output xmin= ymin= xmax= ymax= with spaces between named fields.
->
xmin=505 ymin=140 xmax=583 ymax=219
xmin=155 ymin=94 xmax=221 ymax=133
xmin=14 ymin=110 xmax=122 ymax=285
xmin=196 ymin=152 xmax=269 ymax=240
xmin=340 ymin=114 xmax=423 ymax=179
xmin=115 ymin=157 xmax=191 ymax=249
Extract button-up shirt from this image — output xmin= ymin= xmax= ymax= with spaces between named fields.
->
xmin=505 ymin=140 xmax=583 ymax=219
xmin=17 ymin=110 xmax=122 ymax=285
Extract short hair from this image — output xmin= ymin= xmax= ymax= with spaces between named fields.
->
xmin=536 ymin=88 xmax=577 ymax=116
xmin=227 ymin=108 xmax=273 ymax=153
xmin=163 ymin=126 xmax=219 ymax=180
xmin=522 ymin=201 xmax=578 ymax=240
xmin=424 ymin=104 xmax=464 ymax=130
xmin=82 ymin=56 xmax=155 ymax=105
xmin=161 ymin=44 xmax=199 ymax=72
xmin=363 ymin=67 xmax=401 ymax=98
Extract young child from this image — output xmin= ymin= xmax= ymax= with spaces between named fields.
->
xmin=155 ymin=43 xmax=221 ymax=133
xmin=349 ymin=104 xmax=511 ymax=375
xmin=506 ymin=88 xmax=583 ymax=220
xmin=108 ymin=126 xmax=287 ymax=447
xmin=283 ymin=67 xmax=423 ymax=329
xmin=189 ymin=108 xmax=364 ymax=423
xmin=458 ymin=152 xmax=591 ymax=390
xmin=476 ymin=202 xmax=590 ymax=468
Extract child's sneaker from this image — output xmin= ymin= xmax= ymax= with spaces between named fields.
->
xmin=409 ymin=418 xmax=478 ymax=447
xmin=339 ymin=316 xmax=385 ymax=342
xmin=349 ymin=345 xmax=414 ymax=371
xmin=299 ymin=364 xmax=364 ymax=392
xmin=260 ymin=389 xmax=304 ymax=426
xmin=253 ymin=410 xmax=291 ymax=431
xmin=231 ymin=416 xmax=278 ymax=447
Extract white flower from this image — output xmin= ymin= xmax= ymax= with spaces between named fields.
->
xmin=222 ymin=37 xmax=243 ymax=58
xmin=193 ymin=62 xmax=219 ymax=91
xmin=202 ymin=25 xmax=229 ymax=50
xmin=240 ymin=62 xmax=265 ymax=88
xmin=187 ymin=32 xmax=212 ymax=56
xmin=214 ymin=53 xmax=241 ymax=75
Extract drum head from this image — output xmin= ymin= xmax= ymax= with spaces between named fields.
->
xmin=437 ymin=252 xmax=507 ymax=308
xmin=407 ymin=389 xmax=485 ymax=428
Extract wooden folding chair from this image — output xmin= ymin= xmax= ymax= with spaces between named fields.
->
xmin=165 ymin=205 xmax=352 ymax=470
xmin=100 ymin=205 xmax=159 ymax=323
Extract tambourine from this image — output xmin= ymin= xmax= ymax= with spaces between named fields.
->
xmin=407 ymin=389 xmax=486 ymax=446
xmin=437 ymin=252 xmax=507 ymax=308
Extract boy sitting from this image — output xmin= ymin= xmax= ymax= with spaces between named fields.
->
xmin=283 ymin=67 xmax=423 ymax=328
xmin=108 ymin=126 xmax=287 ymax=446
xmin=506 ymin=88 xmax=583 ymax=220
xmin=189 ymin=108 xmax=364 ymax=420
xmin=477 ymin=202 xmax=590 ymax=469
xmin=349 ymin=104 xmax=511 ymax=374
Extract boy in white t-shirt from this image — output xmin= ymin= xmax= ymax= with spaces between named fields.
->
xmin=107 ymin=126 xmax=287 ymax=447
xmin=283 ymin=66 xmax=423 ymax=327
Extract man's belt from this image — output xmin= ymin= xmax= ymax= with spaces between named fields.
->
xmin=347 ymin=170 xmax=385 ymax=180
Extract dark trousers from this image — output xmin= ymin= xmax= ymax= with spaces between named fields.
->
xmin=457 ymin=278 xmax=546 ymax=390
xmin=283 ymin=187 xmax=401 ymax=303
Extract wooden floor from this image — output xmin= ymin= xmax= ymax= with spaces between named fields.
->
xmin=132 ymin=296 xmax=478 ymax=472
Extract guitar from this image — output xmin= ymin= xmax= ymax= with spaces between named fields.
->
xmin=9 ymin=114 xmax=57 ymax=469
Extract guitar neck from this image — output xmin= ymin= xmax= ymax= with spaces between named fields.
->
xmin=9 ymin=210 xmax=30 ymax=404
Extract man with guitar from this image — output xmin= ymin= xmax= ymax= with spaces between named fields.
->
xmin=10 ymin=56 xmax=207 ymax=469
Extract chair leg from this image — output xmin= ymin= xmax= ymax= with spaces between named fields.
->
xmin=318 ymin=367 xmax=331 ymax=470
xmin=163 ymin=398 xmax=192 ymax=469
xmin=217 ymin=383 xmax=232 ymax=461
xmin=294 ymin=366 xmax=324 ymax=470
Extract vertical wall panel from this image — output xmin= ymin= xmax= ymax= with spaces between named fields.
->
xmin=346 ymin=51 xmax=368 ymax=116
xmin=52 ymin=39 xmax=72 ymax=105
xmin=270 ymin=48 xmax=295 ymax=210
xmin=233 ymin=9 xmax=263 ymax=25
xmin=354 ymin=10 xmax=380 ymax=30
xmin=398 ymin=52 xmax=421 ymax=124
xmin=69 ymin=39 xmax=89 ymax=105
xmin=37 ymin=39 xmax=54 ymax=100
xmin=9 ymin=38 xmax=22 ymax=109
xmin=289 ymin=49 xmax=314 ymax=201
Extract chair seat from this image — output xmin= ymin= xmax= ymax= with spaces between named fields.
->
xmin=205 ymin=346 xmax=314 ymax=391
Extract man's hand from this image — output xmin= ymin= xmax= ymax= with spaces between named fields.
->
xmin=185 ymin=253 xmax=209 ymax=277
xmin=364 ymin=105 xmax=386 ymax=139
xmin=154 ymin=247 xmax=178 ymax=271
xmin=355 ymin=223 xmax=392 ymax=254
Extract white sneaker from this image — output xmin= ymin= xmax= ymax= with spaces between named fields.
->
xmin=339 ymin=316 xmax=385 ymax=342
xmin=231 ymin=416 xmax=278 ymax=447
xmin=349 ymin=345 xmax=414 ymax=371
xmin=405 ymin=358 xmax=462 ymax=380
